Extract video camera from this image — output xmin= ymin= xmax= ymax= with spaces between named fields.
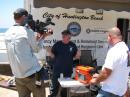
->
xmin=27 ymin=14 xmax=55 ymax=34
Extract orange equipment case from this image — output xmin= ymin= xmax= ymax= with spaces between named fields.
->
xmin=75 ymin=66 xmax=94 ymax=84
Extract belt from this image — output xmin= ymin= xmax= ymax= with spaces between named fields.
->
xmin=27 ymin=73 xmax=35 ymax=78
xmin=26 ymin=68 xmax=44 ymax=79
xmin=100 ymin=89 xmax=123 ymax=97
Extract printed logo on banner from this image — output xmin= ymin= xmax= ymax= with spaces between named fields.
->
xmin=67 ymin=22 xmax=81 ymax=37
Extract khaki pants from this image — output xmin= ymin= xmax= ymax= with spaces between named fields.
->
xmin=15 ymin=76 xmax=45 ymax=97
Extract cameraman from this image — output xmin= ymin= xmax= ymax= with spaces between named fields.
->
xmin=5 ymin=8 xmax=51 ymax=97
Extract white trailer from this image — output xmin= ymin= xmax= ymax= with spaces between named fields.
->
xmin=24 ymin=0 xmax=130 ymax=66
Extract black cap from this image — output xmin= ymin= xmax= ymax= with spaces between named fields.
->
xmin=62 ymin=30 xmax=71 ymax=35
xmin=14 ymin=8 xmax=28 ymax=17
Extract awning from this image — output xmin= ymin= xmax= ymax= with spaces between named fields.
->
xmin=33 ymin=0 xmax=130 ymax=12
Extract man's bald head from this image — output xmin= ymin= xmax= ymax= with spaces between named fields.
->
xmin=107 ymin=27 xmax=122 ymax=45
xmin=108 ymin=27 xmax=122 ymax=39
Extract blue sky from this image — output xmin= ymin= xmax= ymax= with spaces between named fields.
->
xmin=0 ymin=0 xmax=24 ymax=28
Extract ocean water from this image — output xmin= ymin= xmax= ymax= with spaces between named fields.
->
xmin=0 ymin=28 xmax=8 ymax=33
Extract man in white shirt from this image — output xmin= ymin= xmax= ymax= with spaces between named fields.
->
xmin=5 ymin=8 xmax=51 ymax=97
xmin=90 ymin=27 xmax=130 ymax=97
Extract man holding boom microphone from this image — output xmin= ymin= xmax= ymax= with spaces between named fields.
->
xmin=5 ymin=8 xmax=52 ymax=97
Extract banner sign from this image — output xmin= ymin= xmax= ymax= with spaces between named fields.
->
xmin=32 ymin=7 xmax=117 ymax=65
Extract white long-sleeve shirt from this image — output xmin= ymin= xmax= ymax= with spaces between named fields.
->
xmin=5 ymin=26 xmax=42 ymax=78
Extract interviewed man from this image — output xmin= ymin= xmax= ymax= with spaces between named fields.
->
xmin=90 ymin=27 xmax=130 ymax=97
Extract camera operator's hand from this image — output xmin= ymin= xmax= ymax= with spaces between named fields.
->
xmin=46 ymin=28 xmax=53 ymax=36
xmin=36 ymin=33 xmax=44 ymax=41
xmin=36 ymin=28 xmax=53 ymax=41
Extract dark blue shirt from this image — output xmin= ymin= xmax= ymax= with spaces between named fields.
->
xmin=52 ymin=41 xmax=77 ymax=76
